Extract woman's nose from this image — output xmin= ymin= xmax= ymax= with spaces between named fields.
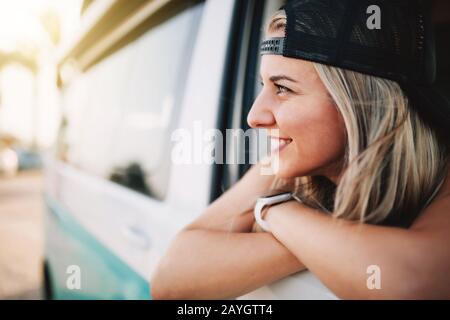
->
xmin=246 ymin=95 xmax=276 ymax=129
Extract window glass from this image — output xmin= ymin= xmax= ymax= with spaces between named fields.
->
xmin=59 ymin=1 xmax=205 ymax=200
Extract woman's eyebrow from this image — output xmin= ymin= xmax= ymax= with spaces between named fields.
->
xmin=259 ymin=74 xmax=298 ymax=83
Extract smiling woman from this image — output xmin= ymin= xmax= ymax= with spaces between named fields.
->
xmin=255 ymin=5 xmax=450 ymax=228
xmin=151 ymin=0 xmax=450 ymax=300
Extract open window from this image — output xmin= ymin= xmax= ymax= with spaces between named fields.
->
xmin=210 ymin=0 xmax=286 ymax=202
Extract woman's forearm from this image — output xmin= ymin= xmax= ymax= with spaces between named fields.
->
xmin=151 ymin=159 xmax=302 ymax=299
xmin=150 ymin=229 xmax=305 ymax=299
xmin=183 ymin=161 xmax=280 ymax=233
xmin=265 ymin=201 xmax=432 ymax=299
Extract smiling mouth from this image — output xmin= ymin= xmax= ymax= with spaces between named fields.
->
xmin=269 ymin=137 xmax=293 ymax=153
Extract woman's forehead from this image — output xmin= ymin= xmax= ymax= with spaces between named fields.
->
xmin=260 ymin=55 xmax=318 ymax=84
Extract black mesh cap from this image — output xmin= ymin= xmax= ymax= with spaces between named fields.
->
xmin=261 ymin=0 xmax=450 ymax=143
xmin=262 ymin=0 xmax=435 ymax=85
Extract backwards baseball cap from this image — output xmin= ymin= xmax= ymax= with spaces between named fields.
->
xmin=261 ymin=0 xmax=450 ymax=142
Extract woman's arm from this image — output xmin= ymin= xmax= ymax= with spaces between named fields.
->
xmin=150 ymin=230 xmax=304 ymax=299
xmin=183 ymin=158 xmax=292 ymax=233
xmin=264 ymin=196 xmax=450 ymax=299
xmin=150 ymin=160 xmax=305 ymax=299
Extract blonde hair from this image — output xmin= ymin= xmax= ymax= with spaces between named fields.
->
xmin=266 ymin=10 xmax=450 ymax=226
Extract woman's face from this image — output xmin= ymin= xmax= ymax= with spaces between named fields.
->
xmin=247 ymin=55 xmax=347 ymax=183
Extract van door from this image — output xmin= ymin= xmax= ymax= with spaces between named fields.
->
xmin=45 ymin=0 xmax=207 ymax=299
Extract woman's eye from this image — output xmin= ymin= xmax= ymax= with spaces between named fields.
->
xmin=259 ymin=81 xmax=293 ymax=95
xmin=275 ymin=84 xmax=291 ymax=95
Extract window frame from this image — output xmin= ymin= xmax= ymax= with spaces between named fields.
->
xmin=210 ymin=0 xmax=287 ymax=202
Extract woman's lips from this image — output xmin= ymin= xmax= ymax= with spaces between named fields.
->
xmin=269 ymin=137 xmax=293 ymax=154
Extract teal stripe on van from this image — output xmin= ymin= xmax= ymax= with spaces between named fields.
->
xmin=44 ymin=194 xmax=151 ymax=300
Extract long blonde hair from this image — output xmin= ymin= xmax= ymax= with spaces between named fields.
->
xmin=266 ymin=10 xmax=449 ymax=226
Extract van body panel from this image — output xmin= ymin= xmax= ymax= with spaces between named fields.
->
xmin=44 ymin=194 xmax=151 ymax=299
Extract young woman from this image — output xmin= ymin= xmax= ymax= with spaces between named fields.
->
xmin=151 ymin=0 xmax=450 ymax=299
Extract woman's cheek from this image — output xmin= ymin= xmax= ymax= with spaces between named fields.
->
xmin=275 ymin=103 xmax=310 ymax=133
xmin=276 ymin=99 xmax=346 ymax=177
xmin=281 ymin=108 xmax=323 ymax=139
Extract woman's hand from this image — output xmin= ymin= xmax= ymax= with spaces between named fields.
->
xmin=183 ymin=158 xmax=284 ymax=233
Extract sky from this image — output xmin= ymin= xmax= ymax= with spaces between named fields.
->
xmin=0 ymin=0 xmax=83 ymax=53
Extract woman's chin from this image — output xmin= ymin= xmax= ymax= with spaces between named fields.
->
xmin=273 ymin=157 xmax=312 ymax=179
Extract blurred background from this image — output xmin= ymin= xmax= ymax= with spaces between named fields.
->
xmin=0 ymin=0 xmax=82 ymax=299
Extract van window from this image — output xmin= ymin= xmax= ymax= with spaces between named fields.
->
xmin=211 ymin=0 xmax=286 ymax=201
xmin=58 ymin=1 xmax=204 ymax=200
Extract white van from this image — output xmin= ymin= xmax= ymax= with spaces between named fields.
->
xmin=44 ymin=0 xmax=419 ymax=299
